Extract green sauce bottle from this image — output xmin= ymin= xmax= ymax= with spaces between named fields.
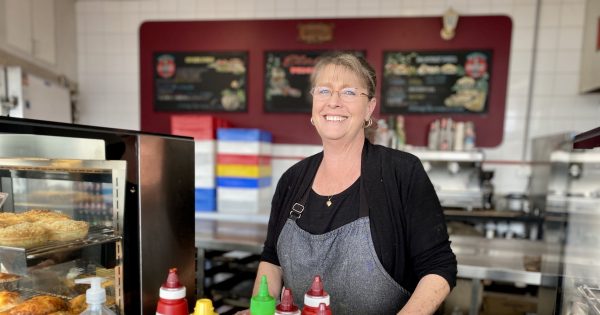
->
xmin=250 ymin=275 xmax=276 ymax=315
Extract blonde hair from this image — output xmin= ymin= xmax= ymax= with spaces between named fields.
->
xmin=310 ymin=52 xmax=376 ymax=99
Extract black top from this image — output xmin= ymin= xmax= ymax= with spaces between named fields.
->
xmin=261 ymin=139 xmax=457 ymax=293
xmin=298 ymin=178 xmax=361 ymax=234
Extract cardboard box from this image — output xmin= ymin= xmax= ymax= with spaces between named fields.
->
xmin=481 ymin=292 xmax=537 ymax=315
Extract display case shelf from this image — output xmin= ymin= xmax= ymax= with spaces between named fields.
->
xmin=0 ymin=226 xmax=121 ymax=275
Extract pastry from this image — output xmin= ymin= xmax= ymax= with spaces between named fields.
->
xmin=18 ymin=210 xmax=70 ymax=223
xmin=34 ymin=219 xmax=89 ymax=242
xmin=0 ymin=295 xmax=68 ymax=315
xmin=68 ymin=294 xmax=86 ymax=314
xmin=0 ymin=222 xmax=48 ymax=248
xmin=0 ymin=214 xmax=24 ymax=227
xmin=0 ymin=291 xmax=21 ymax=312
xmin=0 ymin=275 xmax=19 ymax=283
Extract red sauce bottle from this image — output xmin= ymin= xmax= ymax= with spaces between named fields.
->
xmin=156 ymin=268 xmax=189 ymax=315
xmin=301 ymin=276 xmax=332 ymax=315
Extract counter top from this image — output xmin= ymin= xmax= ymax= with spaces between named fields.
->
xmin=195 ymin=218 xmax=565 ymax=287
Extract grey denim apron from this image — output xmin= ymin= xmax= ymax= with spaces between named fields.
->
xmin=277 ymin=177 xmax=411 ymax=314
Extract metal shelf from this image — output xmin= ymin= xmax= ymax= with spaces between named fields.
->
xmin=578 ymin=285 xmax=600 ymax=315
xmin=407 ymin=149 xmax=484 ymax=162
xmin=0 ymin=226 xmax=121 ymax=275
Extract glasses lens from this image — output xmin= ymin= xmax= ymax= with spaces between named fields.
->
xmin=312 ymin=87 xmax=330 ymax=100
xmin=339 ymin=88 xmax=358 ymax=102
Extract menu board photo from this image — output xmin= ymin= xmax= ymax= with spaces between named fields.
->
xmin=381 ymin=50 xmax=492 ymax=114
xmin=154 ymin=51 xmax=248 ymax=112
xmin=264 ymin=50 xmax=364 ymax=113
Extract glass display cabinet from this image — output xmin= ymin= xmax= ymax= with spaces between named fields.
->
xmin=0 ymin=117 xmax=195 ymax=314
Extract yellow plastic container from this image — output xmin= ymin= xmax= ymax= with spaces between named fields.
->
xmin=216 ymin=164 xmax=272 ymax=177
xmin=191 ymin=298 xmax=218 ymax=315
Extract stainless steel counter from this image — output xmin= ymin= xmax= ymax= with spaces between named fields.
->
xmin=196 ymin=216 xmax=600 ymax=315
xmin=195 ymin=217 xmax=571 ymax=314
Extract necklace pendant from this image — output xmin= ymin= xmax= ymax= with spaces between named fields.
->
xmin=326 ymin=199 xmax=332 ymax=207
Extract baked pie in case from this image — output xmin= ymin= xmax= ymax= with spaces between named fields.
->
xmin=0 ymin=209 xmax=91 ymax=248
xmin=18 ymin=210 xmax=70 ymax=223
xmin=33 ymin=220 xmax=89 ymax=242
xmin=0 ymin=222 xmax=48 ymax=248
xmin=0 ymin=295 xmax=68 ymax=315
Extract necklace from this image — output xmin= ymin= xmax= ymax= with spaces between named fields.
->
xmin=326 ymin=196 xmax=333 ymax=207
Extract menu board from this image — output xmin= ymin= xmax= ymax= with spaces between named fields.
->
xmin=154 ymin=51 xmax=248 ymax=112
xmin=381 ymin=50 xmax=492 ymax=114
xmin=264 ymin=50 xmax=364 ymax=113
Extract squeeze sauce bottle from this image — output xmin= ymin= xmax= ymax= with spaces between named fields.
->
xmin=74 ymin=277 xmax=116 ymax=315
xmin=156 ymin=268 xmax=188 ymax=315
xmin=301 ymin=276 xmax=331 ymax=315
xmin=191 ymin=298 xmax=218 ymax=315
xmin=250 ymin=275 xmax=276 ymax=315
xmin=275 ymin=288 xmax=300 ymax=315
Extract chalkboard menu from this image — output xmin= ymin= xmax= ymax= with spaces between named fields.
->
xmin=154 ymin=51 xmax=248 ymax=112
xmin=264 ymin=50 xmax=364 ymax=113
xmin=381 ymin=50 xmax=492 ymax=114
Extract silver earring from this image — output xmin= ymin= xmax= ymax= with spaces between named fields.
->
xmin=310 ymin=117 xmax=315 ymax=125
xmin=363 ymin=118 xmax=373 ymax=128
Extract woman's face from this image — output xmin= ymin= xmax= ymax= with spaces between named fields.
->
xmin=311 ymin=64 xmax=376 ymax=144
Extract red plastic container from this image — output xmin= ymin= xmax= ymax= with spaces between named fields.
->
xmin=156 ymin=268 xmax=189 ymax=315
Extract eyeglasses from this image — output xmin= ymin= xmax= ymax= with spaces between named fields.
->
xmin=310 ymin=86 xmax=371 ymax=103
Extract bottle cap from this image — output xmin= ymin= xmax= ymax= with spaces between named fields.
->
xmin=250 ymin=275 xmax=275 ymax=315
xmin=159 ymin=268 xmax=186 ymax=300
xmin=193 ymin=298 xmax=218 ymax=315
xmin=307 ymin=276 xmax=324 ymax=296
xmin=74 ymin=277 xmax=106 ymax=305
xmin=164 ymin=268 xmax=182 ymax=288
xmin=304 ymin=276 xmax=330 ymax=308
xmin=276 ymin=288 xmax=298 ymax=312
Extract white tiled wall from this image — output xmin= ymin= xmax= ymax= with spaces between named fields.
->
xmin=75 ymin=0 xmax=600 ymax=194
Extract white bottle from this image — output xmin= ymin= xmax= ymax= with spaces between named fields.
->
xmin=75 ymin=277 xmax=116 ymax=315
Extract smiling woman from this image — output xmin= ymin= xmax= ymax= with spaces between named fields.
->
xmin=308 ymin=54 xmax=376 ymax=148
xmin=234 ymin=52 xmax=457 ymax=315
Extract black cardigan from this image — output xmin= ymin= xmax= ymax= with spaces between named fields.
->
xmin=260 ymin=140 xmax=457 ymax=292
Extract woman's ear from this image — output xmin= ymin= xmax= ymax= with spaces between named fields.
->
xmin=366 ymin=97 xmax=376 ymax=119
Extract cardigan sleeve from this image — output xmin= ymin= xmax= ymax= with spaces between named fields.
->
xmin=259 ymin=169 xmax=288 ymax=266
xmin=404 ymin=158 xmax=457 ymax=289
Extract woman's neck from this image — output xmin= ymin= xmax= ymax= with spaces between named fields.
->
xmin=321 ymin=137 xmax=364 ymax=166
xmin=313 ymin=138 xmax=363 ymax=196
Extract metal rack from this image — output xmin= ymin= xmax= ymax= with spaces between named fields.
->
xmin=0 ymin=226 xmax=121 ymax=269
xmin=578 ymin=285 xmax=600 ymax=315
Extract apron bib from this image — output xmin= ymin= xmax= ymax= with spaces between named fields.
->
xmin=277 ymin=178 xmax=410 ymax=314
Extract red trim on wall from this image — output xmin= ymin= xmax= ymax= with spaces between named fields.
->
xmin=140 ymin=17 xmax=512 ymax=147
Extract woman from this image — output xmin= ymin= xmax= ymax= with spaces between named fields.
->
xmin=242 ymin=53 xmax=456 ymax=314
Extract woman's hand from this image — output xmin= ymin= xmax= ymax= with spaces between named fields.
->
xmin=234 ymin=310 xmax=250 ymax=315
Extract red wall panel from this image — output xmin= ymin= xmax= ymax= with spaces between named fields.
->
xmin=140 ymin=16 xmax=512 ymax=146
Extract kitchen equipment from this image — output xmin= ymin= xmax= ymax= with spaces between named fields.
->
xmin=409 ymin=150 xmax=485 ymax=210
xmin=546 ymin=151 xmax=600 ymax=214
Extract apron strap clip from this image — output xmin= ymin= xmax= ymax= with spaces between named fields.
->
xmin=290 ymin=203 xmax=304 ymax=220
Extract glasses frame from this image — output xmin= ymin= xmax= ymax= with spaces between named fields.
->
xmin=310 ymin=86 xmax=371 ymax=103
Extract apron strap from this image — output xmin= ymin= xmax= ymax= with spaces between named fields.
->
xmin=289 ymin=170 xmax=315 ymax=221
xmin=358 ymin=176 xmax=369 ymax=218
